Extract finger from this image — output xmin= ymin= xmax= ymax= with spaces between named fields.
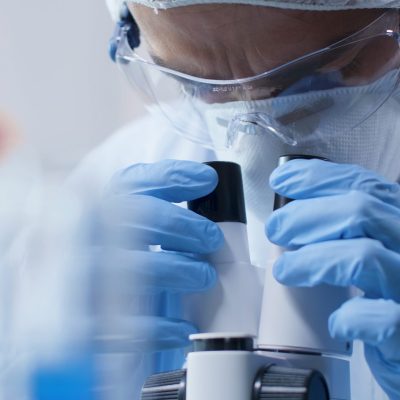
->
xmin=329 ymin=297 xmax=400 ymax=362
xmin=270 ymin=159 xmax=400 ymax=205
xmin=102 ymin=194 xmax=224 ymax=253
xmin=266 ymin=190 xmax=400 ymax=251
xmin=97 ymin=249 xmax=217 ymax=294
xmin=273 ymin=238 xmax=400 ymax=302
xmin=93 ymin=316 xmax=196 ymax=352
xmin=107 ymin=160 xmax=218 ymax=202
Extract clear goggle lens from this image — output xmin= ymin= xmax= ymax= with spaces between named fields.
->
xmin=116 ymin=10 xmax=400 ymax=150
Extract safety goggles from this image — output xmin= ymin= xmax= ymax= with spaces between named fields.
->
xmin=110 ymin=7 xmax=400 ymax=149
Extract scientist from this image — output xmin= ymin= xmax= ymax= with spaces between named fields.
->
xmin=72 ymin=1 xmax=400 ymax=399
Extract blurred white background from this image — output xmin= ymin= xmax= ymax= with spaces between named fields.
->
xmin=0 ymin=0 xmax=143 ymax=175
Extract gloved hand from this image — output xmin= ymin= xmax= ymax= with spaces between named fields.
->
xmin=266 ymin=159 xmax=400 ymax=400
xmin=94 ymin=160 xmax=223 ymax=380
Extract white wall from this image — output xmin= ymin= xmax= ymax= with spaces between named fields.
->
xmin=0 ymin=0 xmax=143 ymax=172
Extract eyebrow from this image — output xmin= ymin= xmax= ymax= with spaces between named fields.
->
xmin=150 ymin=53 xmax=215 ymax=78
xmin=150 ymin=54 xmax=170 ymax=68
xmin=149 ymin=35 xmax=342 ymax=66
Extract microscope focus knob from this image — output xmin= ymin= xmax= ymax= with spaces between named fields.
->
xmin=141 ymin=369 xmax=186 ymax=400
xmin=253 ymin=365 xmax=329 ymax=400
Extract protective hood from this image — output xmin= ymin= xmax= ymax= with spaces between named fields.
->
xmin=106 ymin=0 xmax=400 ymax=20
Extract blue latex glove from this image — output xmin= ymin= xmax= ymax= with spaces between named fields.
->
xmin=266 ymin=159 xmax=400 ymax=400
xmin=95 ymin=160 xmax=223 ymax=393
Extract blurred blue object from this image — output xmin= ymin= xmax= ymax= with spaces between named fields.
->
xmin=32 ymin=355 xmax=95 ymax=400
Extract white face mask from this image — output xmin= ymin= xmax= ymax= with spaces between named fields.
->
xmin=203 ymin=72 xmax=400 ymax=224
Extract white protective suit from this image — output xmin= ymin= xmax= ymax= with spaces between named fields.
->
xmin=71 ymin=108 xmax=390 ymax=400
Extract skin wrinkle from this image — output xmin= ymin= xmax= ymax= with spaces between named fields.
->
xmin=211 ymin=12 xmax=257 ymax=77
xmin=208 ymin=16 xmax=259 ymax=77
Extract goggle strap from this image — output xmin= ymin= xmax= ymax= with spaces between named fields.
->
xmin=109 ymin=2 xmax=141 ymax=62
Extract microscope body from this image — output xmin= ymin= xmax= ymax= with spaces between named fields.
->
xmin=141 ymin=160 xmax=352 ymax=400
xmin=183 ymin=220 xmax=351 ymax=400
xmin=184 ymin=221 xmax=262 ymax=336
xmin=185 ymin=343 xmax=350 ymax=400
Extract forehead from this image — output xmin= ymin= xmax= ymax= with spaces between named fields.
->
xmin=129 ymin=5 xmax=387 ymax=78
xmin=130 ymin=4 xmax=384 ymax=44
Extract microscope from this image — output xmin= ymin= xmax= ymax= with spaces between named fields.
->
xmin=140 ymin=158 xmax=351 ymax=400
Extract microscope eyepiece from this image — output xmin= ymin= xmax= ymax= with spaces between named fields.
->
xmin=188 ymin=161 xmax=246 ymax=224
xmin=273 ymin=155 xmax=329 ymax=210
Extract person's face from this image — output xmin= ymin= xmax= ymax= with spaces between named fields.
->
xmin=129 ymin=4 xmax=390 ymax=81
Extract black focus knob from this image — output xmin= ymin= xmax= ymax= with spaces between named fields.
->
xmin=253 ymin=365 xmax=329 ymax=400
xmin=141 ymin=369 xmax=186 ymax=400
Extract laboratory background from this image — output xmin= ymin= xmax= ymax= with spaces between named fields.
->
xmin=0 ymin=0 xmax=142 ymax=176
xmin=0 ymin=2 xmax=145 ymax=399
xmin=0 ymin=1 xmax=398 ymax=400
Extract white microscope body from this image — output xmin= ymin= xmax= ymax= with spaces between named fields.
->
xmin=141 ymin=160 xmax=351 ymax=400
